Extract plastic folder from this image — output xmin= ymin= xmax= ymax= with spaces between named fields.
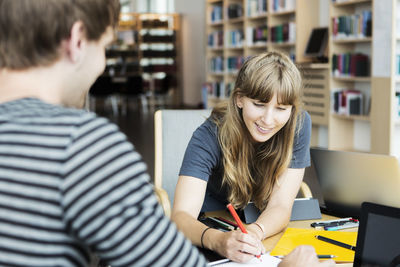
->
xmin=270 ymin=228 xmax=357 ymax=262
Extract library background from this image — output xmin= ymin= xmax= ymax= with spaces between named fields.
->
xmin=91 ymin=0 xmax=400 ymax=169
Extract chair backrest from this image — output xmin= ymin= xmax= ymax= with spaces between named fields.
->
xmin=154 ymin=109 xmax=211 ymax=208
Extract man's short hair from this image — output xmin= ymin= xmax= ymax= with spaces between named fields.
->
xmin=0 ymin=0 xmax=120 ymax=70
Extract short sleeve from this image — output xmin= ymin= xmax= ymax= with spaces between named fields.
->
xmin=179 ymin=119 xmax=221 ymax=181
xmin=289 ymin=111 xmax=312 ymax=168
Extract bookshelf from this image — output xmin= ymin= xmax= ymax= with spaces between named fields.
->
xmin=102 ymin=13 xmax=181 ymax=106
xmin=204 ymin=0 xmax=320 ymax=108
xmin=327 ymin=0 xmax=373 ymax=152
xmin=321 ymin=0 xmax=400 ymax=158
xmin=203 ymin=0 xmax=399 ymax=158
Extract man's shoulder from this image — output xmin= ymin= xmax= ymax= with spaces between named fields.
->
xmin=0 ymin=98 xmax=114 ymax=135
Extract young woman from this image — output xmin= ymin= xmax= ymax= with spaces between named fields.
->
xmin=172 ymin=51 xmax=312 ymax=262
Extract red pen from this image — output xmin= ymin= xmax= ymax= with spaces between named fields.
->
xmin=226 ymin=203 xmax=261 ymax=260
xmin=226 ymin=203 xmax=247 ymax=233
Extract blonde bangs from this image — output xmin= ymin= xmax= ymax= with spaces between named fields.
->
xmin=237 ymin=53 xmax=302 ymax=106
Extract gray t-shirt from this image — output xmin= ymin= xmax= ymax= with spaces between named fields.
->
xmin=179 ymin=111 xmax=312 ymax=212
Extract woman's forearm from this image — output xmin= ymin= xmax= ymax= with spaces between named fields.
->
xmin=254 ymin=205 xmax=291 ymax=239
xmin=172 ymin=210 xmax=222 ymax=249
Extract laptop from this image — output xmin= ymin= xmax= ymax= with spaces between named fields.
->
xmin=354 ymin=202 xmax=400 ymax=267
xmin=310 ymin=148 xmax=400 ymax=218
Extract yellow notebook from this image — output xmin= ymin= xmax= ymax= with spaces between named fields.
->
xmin=270 ymin=228 xmax=357 ymax=262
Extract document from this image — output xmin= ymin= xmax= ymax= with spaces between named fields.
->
xmin=207 ymin=253 xmax=281 ymax=267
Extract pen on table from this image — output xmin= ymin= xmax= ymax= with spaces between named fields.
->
xmin=315 ymin=235 xmax=356 ymax=251
xmin=216 ymin=216 xmax=239 ymax=228
xmin=324 ymin=223 xmax=359 ymax=231
xmin=275 ymin=255 xmax=337 ymax=259
xmin=207 ymin=258 xmax=231 ymax=266
xmin=208 ymin=217 xmax=234 ymax=231
xmin=226 ymin=203 xmax=262 ymax=260
xmin=311 ymin=218 xmax=358 ymax=228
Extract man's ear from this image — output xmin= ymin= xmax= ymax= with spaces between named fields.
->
xmin=67 ymin=21 xmax=86 ymax=63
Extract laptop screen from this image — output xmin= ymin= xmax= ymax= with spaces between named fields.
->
xmin=354 ymin=202 xmax=400 ymax=267
xmin=310 ymin=148 xmax=400 ymax=218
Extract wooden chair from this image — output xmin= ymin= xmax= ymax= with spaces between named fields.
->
xmin=153 ymin=109 xmax=313 ymax=217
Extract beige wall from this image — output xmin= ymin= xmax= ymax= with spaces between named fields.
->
xmin=174 ymin=0 xmax=206 ymax=106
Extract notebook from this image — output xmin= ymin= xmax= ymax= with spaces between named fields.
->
xmin=310 ymin=148 xmax=400 ymax=218
xmin=354 ymin=202 xmax=400 ymax=267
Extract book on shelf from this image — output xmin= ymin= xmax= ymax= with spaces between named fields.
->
xmin=210 ymin=5 xmax=223 ymax=23
xmin=203 ymin=81 xmax=225 ymax=99
xmin=331 ymin=89 xmax=364 ymax=116
xmin=247 ymin=0 xmax=267 ymax=17
xmin=227 ymin=3 xmax=243 ymax=19
xmin=226 ymin=56 xmax=245 ymax=73
xmin=246 ymin=25 xmax=268 ymax=46
xmin=208 ymin=30 xmax=224 ymax=48
xmin=332 ymin=53 xmax=369 ymax=77
xmin=270 ymin=0 xmax=295 ymax=12
xmin=270 ymin=22 xmax=295 ymax=43
xmin=331 ymin=10 xmax=372 ymax=40
xmin=209 ymin=56 xmax=224 ymax=73
xmin=226 ymin=29 xmax=244 ymax=48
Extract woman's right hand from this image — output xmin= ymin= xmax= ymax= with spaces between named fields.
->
xmin=209 ymin=229 xmax=265 ymax=263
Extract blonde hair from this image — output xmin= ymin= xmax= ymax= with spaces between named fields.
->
xmin=211 ymin=51 xmax=303 ymax=211
xmin=0 ymin=0 xmax=120 ymax=70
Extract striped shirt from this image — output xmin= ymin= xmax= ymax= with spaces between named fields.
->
xmin=0 ymin=98 xmax=206 ymax=267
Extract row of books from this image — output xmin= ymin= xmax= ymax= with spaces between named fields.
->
xmin=270 ymin=22 xmax=296 ymax=43
xmin=331 ymin=53 xmax=369 ymax=77
xmin=209 ymin=56 xmax=224 ymax=73
xmin=226 ymin=56 xmax=245 ymax=73
xmin=331 ymin=89 xmax=365 ymax=116
xmin=225 ymin=29 xmax=244 ymax=48
xmin=202 ymin=81 xmax=233 ymax=100
xmin=208 ymin=31 xmax=224 ymax=48
xmin=270 ymin=0 xmax=295 ymax=12
xmin=246 ymin=26 xmax=268 ymax=46
xmin=247 ymin=0 xmax=267 ymax=17
xmin=210 ymin=5 xmax=223 ymax=23
xmin=209 ymin=56 xmax=246 ymax=74
xmin=331 ymin=11 xmax=372 ymax=40
xmin=227 ymin=3 xmax=243 ymax=19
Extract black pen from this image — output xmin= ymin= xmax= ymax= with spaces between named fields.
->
xmin=275 ymin=254 xmax=336 ymax=259
xmin=315 ymin=235 xmax=356 ymax=251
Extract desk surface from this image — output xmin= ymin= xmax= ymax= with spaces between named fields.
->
xmin=205 ymin=211 xmax=355 ymax=267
